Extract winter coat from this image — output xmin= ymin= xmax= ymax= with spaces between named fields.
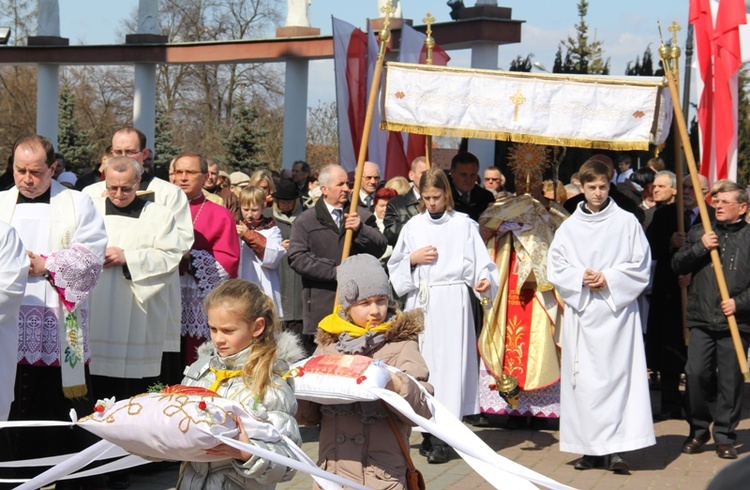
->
xmin=672 ymin=219 xmax=750 ymax=333
xmin=382 ymin=188 xmax=420 ymax=246
xmin=288 ymin=198 xmax=388 ymax=334
xmin=177 ymin=331 xmax=305 ymax=490
xmin=295 ymin=309 xmax=433 ymax=490
xmin=264 ymin=205 xmax=304 ymax=322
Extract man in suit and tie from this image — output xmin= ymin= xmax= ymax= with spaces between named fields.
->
xmin=359 ymin=161 xmax=381 ymax=211
xmin=289 ymin=164 xmax=387 ymax=348
xmin=450 ymin=152 xmax=495 ymax=222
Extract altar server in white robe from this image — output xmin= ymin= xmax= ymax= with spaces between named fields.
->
xmin=0 ymin=222 xmax=29 ymax=421
xmin=88 ymin=157 xmax=183 ymax=398
xmin=0 ymin=134 xmax=107 ymax=463
xmin=82 ymin=127 xmax=193 ymax=362
xmin=389 ymin=167 xmax=497 ymax=464
xmin=547 ymin=158 xmax=654 ymax=474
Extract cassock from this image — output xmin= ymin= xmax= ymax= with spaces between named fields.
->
xmin=89 ymin=197 xmax=183 ymax=380
xmin=0 ymin=222 xmax=29 ymax=420
xmin=388 ymin=210 xmax=498 ymax=418
xmin=238 ymin=219 xmax=286 ymax=318
xmin=478 ymin=195 xmax=567 ymax=418
xmin=83 ymin=174 xmax=193 ymax=353
xmin=547 ymin=199 xmax=655 ymax=455
xmin=182 ymin=195 xmax=240 ymax=364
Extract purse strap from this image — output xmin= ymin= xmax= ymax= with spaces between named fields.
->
xmin=383 ymin=402 xmax=417 ymax=471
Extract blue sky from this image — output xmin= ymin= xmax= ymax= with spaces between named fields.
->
xmin=57 ymin=0 xmax=690 ymax=105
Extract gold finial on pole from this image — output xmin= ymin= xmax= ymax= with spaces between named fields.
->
xmin=423 ymin=12 xmax=436 ymax=65
xmin=377 ymin=0 xmax=395 ymax=55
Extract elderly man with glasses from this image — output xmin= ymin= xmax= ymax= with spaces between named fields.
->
xmin=673 ymin=179 xmax=750 ymax=460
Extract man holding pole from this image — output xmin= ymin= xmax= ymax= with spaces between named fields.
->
xmin=672 ymin=180 xmax=750 ymax=460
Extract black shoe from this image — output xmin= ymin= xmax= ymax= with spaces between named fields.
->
xmin=427 ymin=445 xmax=450 ymax=464
xmin=419 ymin=436 xmax=432 ymax=457
xmin=608 ymin=453 xmax=630 ymax=474
xmin=574 ymin=455 xmax=605 ymax=470
xmin=681 ymin=435 xmax=710 ymax=454
xmin=716 ymin=444 xmax=738 ymax=460
xmin=462 ymin=414 xmax=491 ymax=427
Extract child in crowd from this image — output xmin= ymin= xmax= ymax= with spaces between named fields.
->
xmin=237 ymin=186 xmax=286 ymax=318
xmin=388 ymin=167 xmax=497 ymax=464
xmin=296 ymin=254 xmax=433 ymax=489
xmin=178 ymin=279 xmax=304 ymax=490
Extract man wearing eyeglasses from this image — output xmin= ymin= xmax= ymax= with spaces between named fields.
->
xmin=358 ymin=161 xmax=381 ymax=211
xmin=672 ymin=179 xmax=750 ymax=460
xmin=87 ymin=156 xmax=183 ymax=454
xmin=482 ymin=167 xmax=505 ymax=196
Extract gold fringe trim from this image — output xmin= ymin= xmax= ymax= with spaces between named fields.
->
xmin=63 ymin=384 xmax=88 ymax=399
xmin=380 ymin=121 xmax=651 ymax=151
xmin=386 ymin=62 xmax=667 ymax=88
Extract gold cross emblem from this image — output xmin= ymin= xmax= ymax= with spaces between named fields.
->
xmin=668 ymin=21 xmax=681 ymax=46
xmin=510 ymin=89 xmax=526 ymax=122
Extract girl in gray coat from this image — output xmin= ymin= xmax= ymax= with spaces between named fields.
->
xmin=178 ymin=279 xmax=305 ymax=490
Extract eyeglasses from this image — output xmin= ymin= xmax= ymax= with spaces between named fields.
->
xmin=174 ymin=169 xmax=205 ymax=177
xmin=106 ymin=185 xmax=137 ymax=194
xmin=714 ymin=200 xmax=741 ymax=207
xmin=363 ymin=176 xmax=380 ymax=181
xmin=111 ymin=149 xmax=143 ymax=157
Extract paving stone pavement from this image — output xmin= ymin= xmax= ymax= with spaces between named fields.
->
xmin=118 ymin=386 xmax=750 ymax=490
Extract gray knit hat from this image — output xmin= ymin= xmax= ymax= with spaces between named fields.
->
xmin=337 ymin=254 xmax=391 ymax=310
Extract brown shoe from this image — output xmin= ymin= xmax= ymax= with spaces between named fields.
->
xmin=716 ymin=444 xmax=738 ymax=460
xmin=681 ymin=436 xmax=710 ymax=454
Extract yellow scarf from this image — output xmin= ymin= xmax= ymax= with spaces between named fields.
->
xmin=208 ymin=367 xmax=243 ymax=392
xmin=318 ymin=305 xmax=392 ymax=337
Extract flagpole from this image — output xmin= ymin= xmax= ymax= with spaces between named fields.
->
xmin=340 ymin=2 xmax=394 ymax=263
xmin=659 ymin=31 xmax=750 ymax=381
xmin=423 ymin=12 xmax=436 ymax=169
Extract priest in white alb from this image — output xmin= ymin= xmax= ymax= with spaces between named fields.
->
xmin=88 ymin=156 xmax=184 ymax=400
xmin=0 ymin=222 xmax=29 ymax=421
xmin=547 ymin=158 xmax=654 ymax=474
xmin=0 ymin=134 xmax=107 ymax=465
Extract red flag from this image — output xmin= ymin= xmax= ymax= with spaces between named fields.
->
xmin=690 ymin=0 xmax=745 ymax=183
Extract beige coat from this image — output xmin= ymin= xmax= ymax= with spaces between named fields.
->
xmin=296 ymin=309 xmax=433 ymax=490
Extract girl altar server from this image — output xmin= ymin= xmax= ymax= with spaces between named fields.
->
xmin=237 ymin=186 xmax=286 ymax=317
xmin=179 ymin=279 xmax=305 ymax=490
xmin=296 ymin=254 xmax=433 ymax=489
xmin=388 ymin=167 xmax=498 ymax=463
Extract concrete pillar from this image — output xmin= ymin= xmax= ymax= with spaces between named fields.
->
xmin=37 ymin=65 xmax=59 ymax=147
xmin=469 ymin=41 xmax=499 ymax=170
xmin=134 ymin=64 xmax=157 ymax=149
xmin=282 ymin=59 xmax=310 ymax=169
xmin=132 ymin=0 xmax=160 ymax=149
xmin=36 ymin=0 xmax=61 ymax=147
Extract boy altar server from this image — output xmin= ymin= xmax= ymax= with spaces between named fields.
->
xmin=547 ymin=158 xmax=654 ymax=473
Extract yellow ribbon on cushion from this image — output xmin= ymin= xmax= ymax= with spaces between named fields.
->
xmin=318 ymin=305 xmax=392 ymax=338
xmin=208 ymin=367 xmax=243 ymax=392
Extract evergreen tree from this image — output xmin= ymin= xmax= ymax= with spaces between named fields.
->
xmin=559 ymin=0 xmax=610 ymax=75
xmin=625 ymin=45 xmax=655 ymax=76
xmin=509 ymin=54 xmax=533 ymax=72
xmin=153 ymin=105 xmax=181 ymax=173
xmin=57 ymin=87 xmax=96 ymax=174
xmin=552 ymin=47 xmax=564 ymax=73
xmin=221 ymin=104 xmax=267 ymax=173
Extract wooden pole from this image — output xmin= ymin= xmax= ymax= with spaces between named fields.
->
xmin=340 ymin=4 xmax=394 ymax=263
xmin=659 ymin=37 xmax=750 ymax=381
xmin=423 ymin=12 xmax=436 ymax=169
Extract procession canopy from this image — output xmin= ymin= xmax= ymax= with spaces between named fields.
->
xmin=381 ymin=62 xmax=673 ymax=151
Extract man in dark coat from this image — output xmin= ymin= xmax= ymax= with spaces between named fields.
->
xmin=449 ymin=152 xmax=495 ymax=222
xmin=289 ymin=164 xmax=387 ymax=347
xmin=646 ymin=174 xmax=710 ymax=421
xmin=383 ymin=156 xmax=428 ymax=246
xmin=673 ymin=180 xmax=750 ymax=460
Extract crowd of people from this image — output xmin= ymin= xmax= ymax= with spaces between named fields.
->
xmin=0 ymin=131 xmax=748 ymax=489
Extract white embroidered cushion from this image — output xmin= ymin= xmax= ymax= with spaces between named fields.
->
xmin=77 ymin=386 xmax=279 ymax=462
xmin=290 ymin=354 xmax=392 ymax=405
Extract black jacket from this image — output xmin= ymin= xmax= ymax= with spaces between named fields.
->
xmin=672 ymin=218 xmax=750 ymax=333
xmin=382 ymin=188 xmax=420 ymax=246
xmin=451 ymin=184 xmax=494 ymax=222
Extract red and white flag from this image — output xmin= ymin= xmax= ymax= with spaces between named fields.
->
xmin=690 ymin=0 xmax=745 ymax=184
xmin=333 ymin=17 xmax=368 ymax=172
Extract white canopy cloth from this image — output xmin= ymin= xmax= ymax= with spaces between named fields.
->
xmin=381 ymin=62 xmax=673 ymax=151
